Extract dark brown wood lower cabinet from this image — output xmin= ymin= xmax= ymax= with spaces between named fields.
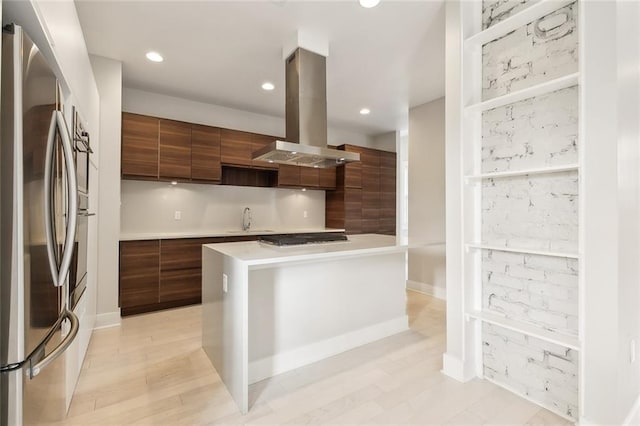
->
xmin=120 ymin=236 xmax=256 ymax=316
xmin=159 ymin=269 xmax=201 ymax=304
xmin=119 ymin=240 xmax=160 ymax=315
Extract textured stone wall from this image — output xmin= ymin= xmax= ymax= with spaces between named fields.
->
xmin=483 ymin=323 xmax=579 ymax=419
xmin=482 ymin=0 xmax=533 ymax=29
xmin=482 ymin=86 xmax=578 ymax=173
xmin=480 ymin=1 xmax=579 ymax=419
xmin=482 ymin=250 xmax=579 ymax=335
xmin=482 ymin=171 xmax=579 ymax=253
xmin=482 ymin=3 xmax=578 ymax=100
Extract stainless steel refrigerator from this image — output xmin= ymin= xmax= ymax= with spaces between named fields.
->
xmin=0 ymin=24 xmax=79 ymax=426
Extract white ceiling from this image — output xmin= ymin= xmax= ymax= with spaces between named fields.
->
xmin=75 ymin=0 xmax=445 ymax=135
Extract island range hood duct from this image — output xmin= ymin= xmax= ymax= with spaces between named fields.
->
xmin=252 ymin=48 xmax=360 ymax=168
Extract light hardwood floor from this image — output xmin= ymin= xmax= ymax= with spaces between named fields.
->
xmin=55 ymin=291 xmax=571 ymax=425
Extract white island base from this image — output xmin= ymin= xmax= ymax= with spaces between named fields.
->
xmin=201 ymin=234 xmax=408 ymax=413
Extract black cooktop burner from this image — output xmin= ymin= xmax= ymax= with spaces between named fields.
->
xmin=260 ymin=232 xmax=348 ymax=246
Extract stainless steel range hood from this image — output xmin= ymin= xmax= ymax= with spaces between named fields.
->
xmin=252 ymin=48 xmax=359 ymax=168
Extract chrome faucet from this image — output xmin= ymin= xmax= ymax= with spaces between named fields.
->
xmin=242 ymin=207 xmax=252 ymax=231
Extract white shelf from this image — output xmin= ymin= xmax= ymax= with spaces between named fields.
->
xmin=466 ymin=243 xmax=579 ymax=259
xmin=464 ymin=0 xmax=575 ymax=49
xmin=466 ymin=309 xmax=581 ymax=351
xmin=465 ymin=164 xmax=579 ymax=181
xmin=465 ymin=73 xmax=579 ymax=113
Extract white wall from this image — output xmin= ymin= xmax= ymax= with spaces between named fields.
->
xmin=581 ymin=1 xmax=640 ymax=424
xmin=615 ymin=3 xmax=640 ymax=422
xmin=370 ymin=131 xmax=397 ymax=152
xmin=121 ymin=180 xmax=325 ymax=235
xmin=90 ymin=55 xmax=122 ymax=327
xmin=407 ymin=98 xmax=446 ymax=298
xmin=123 ymin=87 xmax=373 ymax=148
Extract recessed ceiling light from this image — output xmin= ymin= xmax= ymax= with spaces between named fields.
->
xmin=360 ymin=108 xmax=371 ymax=115
xmin=171 ymin=180 xmax=177 ymax=185
xmin=262 ymin=82 xmax=275 ymax=91
xmin=359 ymin=0 xmax=380 ymax=8
xmin=146 ymin=51 xmax=164 ymax=63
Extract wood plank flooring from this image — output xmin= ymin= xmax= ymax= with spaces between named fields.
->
xmin=54 ymin=291 xmax=571 ymax=425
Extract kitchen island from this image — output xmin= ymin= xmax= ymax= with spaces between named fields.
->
xmin=201 ymin=234 xmax=408 ymax=413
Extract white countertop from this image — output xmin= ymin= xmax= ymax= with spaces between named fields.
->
xmin=203 ymin=234 xmax=406 ymax=267
xmin=120 ymin=227 xmax=345 ymax=241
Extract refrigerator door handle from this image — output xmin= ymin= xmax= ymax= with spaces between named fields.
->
xmin=55 ymin=110 xmax=78 ymax=287
xmin=28 ymin=309 xmax=79 ymax=378
xmin=43 ymin=110 xmax=60 ymax=285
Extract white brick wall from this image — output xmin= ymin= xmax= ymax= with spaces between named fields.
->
xmin=483 ymin=250 xmax=579 ymax=335
xmin=482 ymin=3 xmax=578 ymax=100
xmin=483 ymin=323 xmax=579 ymax=419
xmin=482 ymin=171 xmax=579 ymax=252
xmin=482 ymin=0 xmax=533 ymax=29
xmin=482 ymin=86 xmax=578 ymax=173
xmin=479 ymin=0 xmax=580 ymax=417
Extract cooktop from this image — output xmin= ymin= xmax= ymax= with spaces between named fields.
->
xmin=259 ymin=232 xmax=348 ymax=247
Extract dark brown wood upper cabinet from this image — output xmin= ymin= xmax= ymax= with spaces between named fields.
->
xmin=191 ymin=124 xmax=221 ymax=182
xmin=251 ymin=134 xmax=279 ymax=170
xmin=121 ymin=113 xmax=159 ymax=178
xmin=300 ymin=167 xmax=320 ymax=188
xmin=337 ymin=145 xmax=363 ymax=189
xmin=121 ymin=112 xmax=335 ymax=190
xmin=277 ymin=164 xmax=300 ymax=187
xmin=159 ymin=119 xmax=192 ymax=180
xmin=318 ymin=168 xmax=337 ymax=189
xmin=221 ymin=129 xmax=254 ymax=167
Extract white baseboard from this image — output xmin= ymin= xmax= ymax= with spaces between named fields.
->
xmin=623 ymin=392 xmax=640 ymax=426
xmin=406 ymin=280 xmax=446 ymax=300
xmin=248 ymin=316 xmax=409 ymax=384
xmin=441 ymin=352 xmax=476 ymax=382
xmin=94 ymin=310 xmax=121 ymax=329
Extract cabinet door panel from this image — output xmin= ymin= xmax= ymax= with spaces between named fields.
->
xmin=318 ymin=168 xmax=336 ymax=189
xmin=362 ymin=191 xmax=381 ymax=220
xmin=379 ymin=218 xmax=396 ymax=235
xmin=277 ymin=164 xmax=300 ymax=187
xmin=159 ymin=269 xmax=201 ymax=303
xmin=191 ymin=124 xmax=221 ymax=182
xmin=362 ymin=165 xmax=380 ymax=193
xmin=300 ymin=167 xmax=319 ymax=188
xmin=379 ymin=151 xmax=396 ymax=168
xmin=251 ymin=134 xmax=279 ymax=170
xmin=379 ymin=151 xmax=396 ymax=193
xmin=361 ymin=219 xmax=380 ymax=234
xmin=119 ymin=240 xmax=159 ymax=309
xmin=344 ymin=188 xmax=362 ymax=234
xmin=221 ymin=129 xmax=254 ymax=167
xmin=325 ymin=189 xmax=346 ymax=229
xmin=121 ymin=113 xmax=159 ymax=178
xmin=342 ymin=145 xmax=363 ymax=189
xmin=159 ymin=119 xmax=191 ymax=179
xmin=160 ymin=239 xmax=202 ymax=271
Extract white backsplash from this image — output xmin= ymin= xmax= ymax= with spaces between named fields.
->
xmin=120 ymin=180 xmax=326 ymax=235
